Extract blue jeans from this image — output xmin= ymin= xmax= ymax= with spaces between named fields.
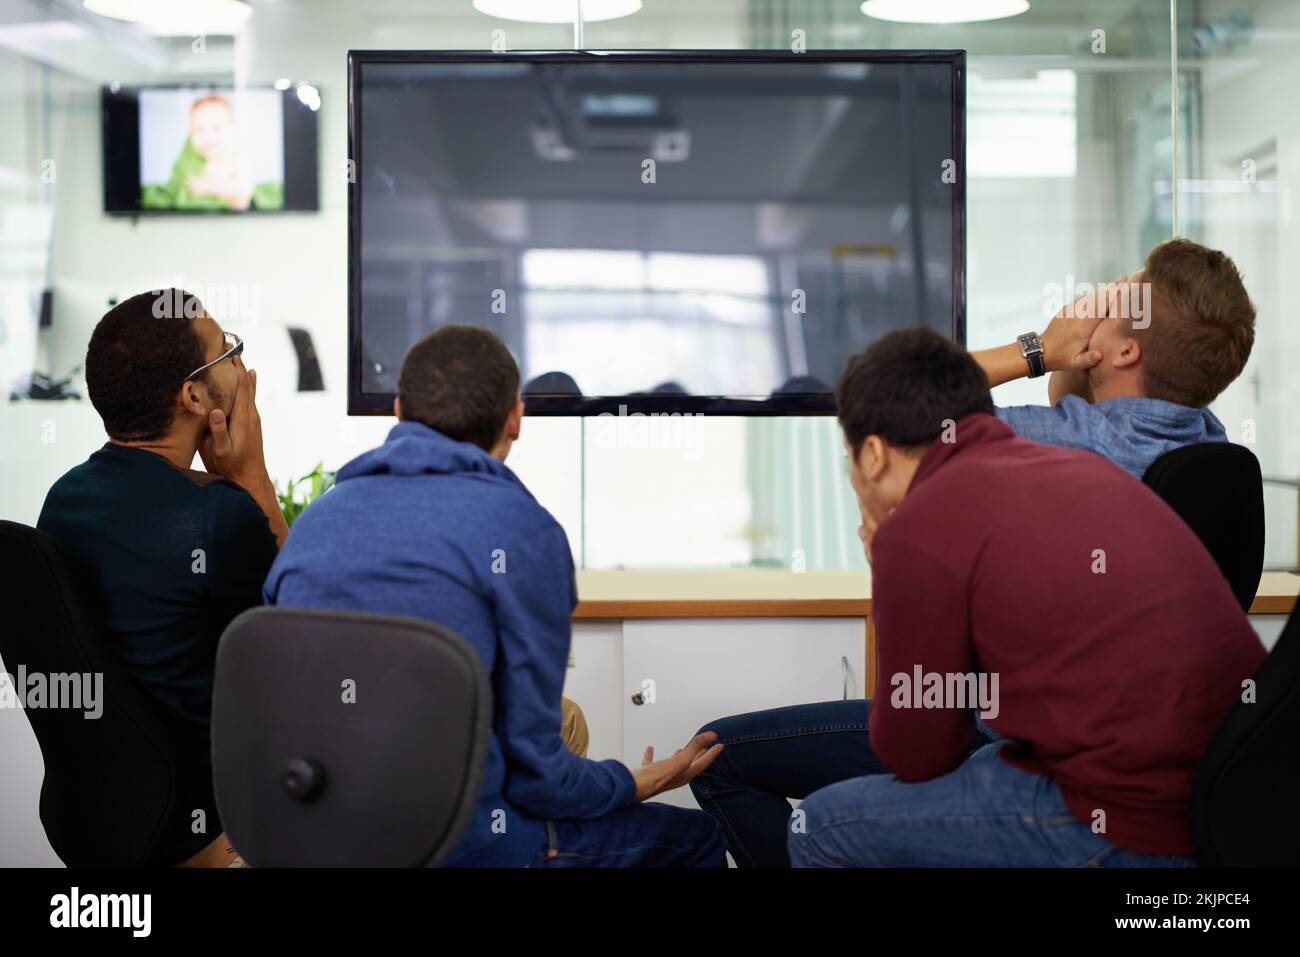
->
xmin=691 ymin=700 xmax=960 ymax=867
xmin=792 ymin=740 xmax=1195 ymax=868
xmin=527 ymin=801 xmax=727 ymax=868
xmin=692 ymin=700 xmax=1194 ymax=868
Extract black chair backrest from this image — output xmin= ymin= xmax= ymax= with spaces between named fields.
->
xmin=0 ymin=520 xmax=187 ymax=866
xmin=1192 ymin=600 xmax=1300 ymax=866
xmin=1142 ymin=442 xmax=1264 ymax=611
xmin=211 ymin=606 xmax=491 ymax=867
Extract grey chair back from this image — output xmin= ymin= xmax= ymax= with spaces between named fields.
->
xmin=212 ymin=607 xmax=491 ymax=866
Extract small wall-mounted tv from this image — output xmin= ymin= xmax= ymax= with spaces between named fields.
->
xmin=348 ymin=50 xmax=965 ymax=416
xmin=103 ymin=84 xmax=320 ymax=214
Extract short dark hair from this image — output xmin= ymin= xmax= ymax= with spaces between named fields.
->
xmin=397 ymin=325 xmax=520 ymax=452
xmin=1131 ymin=238 xmax=1255 ymax=407
xmin=836 ymin=327 xmax=994 ymax=456
xmin=85 ymin=289 xmax=208 ymax=441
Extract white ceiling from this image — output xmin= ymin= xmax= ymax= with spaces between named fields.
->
xmin=0 ymin=0 xmax=1281 ymax=87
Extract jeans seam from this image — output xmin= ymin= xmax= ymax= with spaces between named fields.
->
xmin=1025 ymin=815 xmax=1083 ymax=827
xmin=804 ymin=812 xmax=1029 ymax=838
xmin=714 ymin=724 xmax=867 ymax=747
xmin=691 ymin=777 xmax=755 ymax=868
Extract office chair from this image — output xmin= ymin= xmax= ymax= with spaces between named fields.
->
xmin=211 ymin=606 xmax=491 ymax=867
xmin=1191 ymin=599 xmax=1300 ymax=866
xmin=1142 ymin=442 xmax=1264 ymax=611
xmin=0 ymin=520 xmax=194 ymax=866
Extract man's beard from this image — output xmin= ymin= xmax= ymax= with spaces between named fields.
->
xmin=204 ymin=378 xmax=231 ymax=418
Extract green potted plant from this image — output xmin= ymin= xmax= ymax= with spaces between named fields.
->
xmin=275 ymin=461 xmax=335 ymax=527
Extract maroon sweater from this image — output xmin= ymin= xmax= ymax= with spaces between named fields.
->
xmin=869 ymin=412 xmax=1265 ymax=857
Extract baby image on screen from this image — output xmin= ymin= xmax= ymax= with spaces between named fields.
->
xmin=139 ymin=89 xmax=285 ymax=211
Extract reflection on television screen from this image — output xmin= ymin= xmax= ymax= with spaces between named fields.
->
xmin=351 ymin=54 xmax=964 ymax=414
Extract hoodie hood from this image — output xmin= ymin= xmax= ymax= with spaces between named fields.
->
xmin=337 ymin=420 xmax=524 ymax=487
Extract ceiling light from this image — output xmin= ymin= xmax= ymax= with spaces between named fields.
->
xmin=472 ymin=1 xmax=643 ymax=24
xmin=296 ymin=83 xmax=321 ymax=112
xmin=83 ymin=0 xmax=253 ymax=36
xmin=861 ymin=0 xmax=1029 ymax=25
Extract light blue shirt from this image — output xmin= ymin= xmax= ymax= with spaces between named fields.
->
xmin=996 ymin=395 xmax=1228 ymax=480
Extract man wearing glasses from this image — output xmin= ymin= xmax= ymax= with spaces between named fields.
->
xmin=37 ymin=288 xmax=286 ymax=867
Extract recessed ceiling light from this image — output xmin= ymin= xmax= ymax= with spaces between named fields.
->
xmin=296 ymin=82 xmax=322 ymax=112
xmin=83 ymin=0 xmax=253 ymax=36
xmin=861 ymin=0 xmax=1029 ymax=25
xmin=472 ymin=0 xmax=643 ymax=24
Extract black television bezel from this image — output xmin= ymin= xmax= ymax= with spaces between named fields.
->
xmin=347 ymin=49 xmax=966 ymax=416
xmin=101 ymin=83 xmax=321 ymax=216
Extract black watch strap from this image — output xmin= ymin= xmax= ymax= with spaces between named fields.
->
xmin=1018 ymin=332 xmax=1046 ymax=379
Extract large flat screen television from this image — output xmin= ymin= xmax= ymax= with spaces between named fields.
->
xmin=349 ymin=50 xmax=964 ymax=415
xmin=103 ymin=84 xmax=320 ymax=214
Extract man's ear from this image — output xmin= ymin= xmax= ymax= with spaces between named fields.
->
xmin=505 ymin=396 xmax=524 ymax=441
xmin=177 ymin=380 xmax=207 ymax=420
xmin=393 ymin=396 xmax=403 ymax=421
xmin=1113 ymin=334 xmax=1142 ymax=370
xmin=861 ymin=435 xmax=888 ymax=483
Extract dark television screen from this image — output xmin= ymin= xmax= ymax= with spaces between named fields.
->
xmin=349 ymin=51 xmax=964 ymax=415
xmin=103 ymin=85 xmax=320 ymax=214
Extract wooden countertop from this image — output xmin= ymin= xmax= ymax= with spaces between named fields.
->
xmin=573 ymin=569 xmax=1300 ymax=618
xmin=1250 ymin=571 xmax=1300 ymax=614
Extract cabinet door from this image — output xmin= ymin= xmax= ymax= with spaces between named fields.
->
xmin=621 ymin=617 xmax=866 ymax=810
xmin=562 ymin=621 xmax=624 ymax=762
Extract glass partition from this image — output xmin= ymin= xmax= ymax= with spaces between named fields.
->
xmin=1177 ymin=0 xmax=1298 ymax=571
xmin=0 ymin=0 xmax=1291 ymax=573
xmin=577 ymin=0 xmax=1179 ymax=569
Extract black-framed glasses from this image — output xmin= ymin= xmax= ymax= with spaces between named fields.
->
xmin=182 ymin=331 xmax=244 ymax=383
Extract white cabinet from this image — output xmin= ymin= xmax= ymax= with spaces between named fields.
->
xmin=563 ymin=621 xmax=624 ymax=763
xmin=563 ymin=617 xmax=866 ymax=810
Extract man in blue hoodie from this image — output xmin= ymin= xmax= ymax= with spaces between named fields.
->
xmin=264 ymin=325 xmax=727 ymax=867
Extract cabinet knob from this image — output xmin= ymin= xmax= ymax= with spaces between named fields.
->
xmin=630 ymin=690 xmax=646 ymax=706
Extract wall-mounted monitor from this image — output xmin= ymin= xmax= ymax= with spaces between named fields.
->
xmin=103 ymin=84 xmax=320 ymax=214
xmin=348 ymin=50 xmax=964 ymax=415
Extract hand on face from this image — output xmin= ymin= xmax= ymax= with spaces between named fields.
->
xmin=847 ymin=444 xmax=889 ymax=565
xmin=856 ymin=501 xmax=896 ymax=568
xmin=1041 ymin=276 xmax=1127 ymax=374
xmin=198 ymin=357 xmax=268 ymax=488
xmin=858 ymin=508 xmax=878 ymax=567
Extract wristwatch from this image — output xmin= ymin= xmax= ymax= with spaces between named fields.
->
xmin=1017 ymin=332 xmax=1046 ymax=378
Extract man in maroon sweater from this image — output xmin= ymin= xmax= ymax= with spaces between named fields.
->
xmin=783 ymin=328 xmax=1264 ymax=867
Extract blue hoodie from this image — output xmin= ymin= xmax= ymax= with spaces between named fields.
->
xmin=262 ymin=421 xmax=636 ymax=866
